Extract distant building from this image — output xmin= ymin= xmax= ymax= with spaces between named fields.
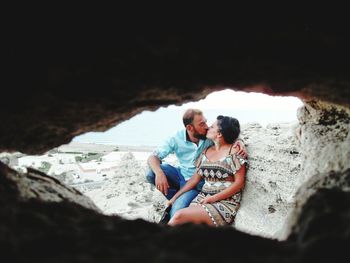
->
xmin=76 ymin=161 xmax=118 ymax=181
xmin=16 ymin=152 xmax=121 ymax=184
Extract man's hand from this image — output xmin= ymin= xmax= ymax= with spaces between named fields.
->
xmin=155 ymin=171 xmax=170 ymax=196
xmin=234 ymin=140 xmax=248 ymax=158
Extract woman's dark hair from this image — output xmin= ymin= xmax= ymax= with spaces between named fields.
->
xmin=216 ymin=115 xmax=240 ymax=144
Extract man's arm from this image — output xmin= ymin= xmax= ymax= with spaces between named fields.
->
xmin=147 ymin=136 xmax=176 ymax=196
xmin=147 ymin=155 xmax=170 ymax=195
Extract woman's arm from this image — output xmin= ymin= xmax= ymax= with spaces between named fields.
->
xmin=168 ymin=173 xmax=202 ymax=205
xmin=200 ymin=165 xmax=246 ymax=204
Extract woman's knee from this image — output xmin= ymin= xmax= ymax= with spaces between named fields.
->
xmin=171 ymin=210 xmax=186 ymax=224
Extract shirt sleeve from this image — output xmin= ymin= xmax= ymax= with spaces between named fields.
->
xmin=151 ymin=136 xmax=176 ymax=161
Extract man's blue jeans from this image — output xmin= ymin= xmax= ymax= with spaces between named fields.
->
xmin=146 ymin=164 xmax=203 ymax=218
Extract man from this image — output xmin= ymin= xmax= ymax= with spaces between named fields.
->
xmin=146 ymin=109 xmax=246 ymax=218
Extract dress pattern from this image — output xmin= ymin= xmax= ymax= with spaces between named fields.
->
xmin=191 ymin=149 xmax=247 ymax=226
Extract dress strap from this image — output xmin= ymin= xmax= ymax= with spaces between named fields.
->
xmin=195 ymin=150 xmax=205 ymax=169
xmin=228 ymin=143 xmax=235 ymax=155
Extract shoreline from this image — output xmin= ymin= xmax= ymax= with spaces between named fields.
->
xmin=57 ymin=142 xmax=157 ymax=154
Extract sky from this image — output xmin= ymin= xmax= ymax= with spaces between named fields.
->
xmin=73 ymin=89 xmax=303 ymax=146
xmin=172 ymin=89 xmax=302 ymax=110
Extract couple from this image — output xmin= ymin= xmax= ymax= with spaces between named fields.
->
xmin=146 ymin=109 xmax=247 ymax=226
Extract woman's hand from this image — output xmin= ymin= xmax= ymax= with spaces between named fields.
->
xmin=199 ymin=195 xmax=216 ymax=204
xmin=166 ymin=197 xmax=176 ymax=207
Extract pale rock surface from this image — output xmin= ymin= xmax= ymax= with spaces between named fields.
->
xmin=282 ymin=101 xmax=350 ymax=238
xmin=235 ymin=122 xmax=302 ymax=239
xmin=84 ymin=152 xmax=168 ymax=222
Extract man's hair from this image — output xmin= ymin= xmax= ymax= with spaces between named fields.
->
xmin=183 ymin=109 xmax=203 ymax=127
xmin=216 ymin=115 xmax=240 ymax=144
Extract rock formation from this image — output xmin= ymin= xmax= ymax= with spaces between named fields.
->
xmin=1 ymin=18 xmax=349 ymax=262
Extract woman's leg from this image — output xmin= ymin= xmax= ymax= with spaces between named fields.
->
xmin=168 ymin=204 xmax=214 ymax=226
xmin=169 ymin=189 xmax=199 ymax=217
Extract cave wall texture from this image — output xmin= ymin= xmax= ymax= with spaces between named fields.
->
xmin=1 ymin=16 xmax=349 ymax=262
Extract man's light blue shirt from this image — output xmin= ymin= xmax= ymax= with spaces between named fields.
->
xmin=152 ymin=129 xmax=213 ymax=181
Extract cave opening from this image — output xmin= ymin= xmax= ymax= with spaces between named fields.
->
xmin=0 ymin=89 xmax=305 ymax=240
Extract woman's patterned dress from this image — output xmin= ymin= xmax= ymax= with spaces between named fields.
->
xmin=191 ymin=149 xmax=247 ymax=226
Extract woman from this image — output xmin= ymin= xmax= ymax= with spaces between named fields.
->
xmin=167 ymin=115 xmax=247 ymax=226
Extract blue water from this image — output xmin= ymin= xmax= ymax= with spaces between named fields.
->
xmin=73 ymin=107 xmax=300 ymax=147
